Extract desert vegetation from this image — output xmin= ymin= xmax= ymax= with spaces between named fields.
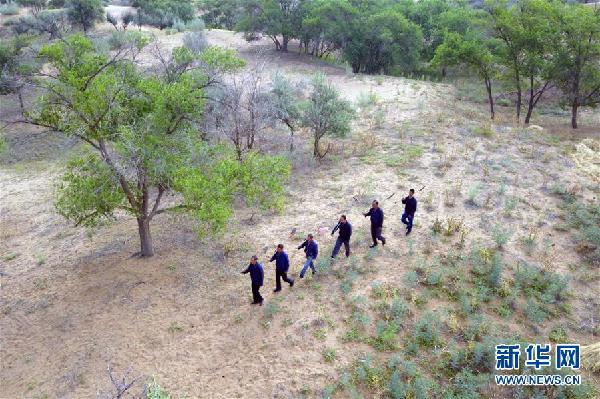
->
xmin=0 ymin=0 xmax=599 ymax=398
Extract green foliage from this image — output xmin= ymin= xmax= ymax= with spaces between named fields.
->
xmin=198 ymin=0 xmax=240 ymax=30
xmin=561 ymin=196 xmax=600 ymax=266
xmin=466 ymin=183 xmax=481 ymax=206
xmin=549 ymin=326 xmax=568 ymax=343
xmin=344 ymin=9 xmax=423 ymax=74
xmin=514 ymin=261 xmax=570 ymax=304
xmin=55 ymin=153 xmax=125 ymax=227
xmin=0 ymin=3 xmax=20 ymax=15
xmin=66 ymin=0 xmax=104 ymax=33
xmin=384 ymin=145 xmax=424 ymax=168
xmin=302 ymin=73 xmax=354 ymax=158
xmin=263 ymin=302 xmax=280 ymax=318
xmin=34 ymin=34 xmax=287 ymax=256
xmin=322 ymin=348 xmax=338 ymax=363
xmin=412 ymin=311 xmax=441 ymax=348
xmin=368 ymin=320 xmax=399 ymax=351
xmin=135 ymin=0 xmax=194 ymax=29
xmin=490 ymin=223 xmax=511 ymax=248
xmin=147 ymin=377 xmax=170 ymax=399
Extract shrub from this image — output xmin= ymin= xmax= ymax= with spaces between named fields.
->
xmin=322 ymin=348 xmax=337 ymax=363
xmin=0 ymin=3 xmax=20 ymax=15
xmin=490 ymin=224 xmax=511 ymax=248
xmin=413 ymin=312 xmax=441 ymax=348
xmin=549 ymin=326 xmax=568 ymax=343
xmin=563 ymin=198 xmax=600 ymax=266
xmin=263 ymin=302 xmax=280 ymax=318
xmin=369 ymin=320 xmax=400 ymax=351
xmin=466 ymin=183 xmax=481 ymax=206
xmin=147 ymin=377 xmax=170 ymax=399
xmin=525 ymin=300 xmax=547 ymax=324
xmin=514 ymin=261 xmax=570 ymax=304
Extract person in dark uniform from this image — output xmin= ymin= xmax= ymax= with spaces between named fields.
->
xmin=241 ymin=255 xmax=264 ymax=305
xmin=268 ymin=244 xmax=294 ymax=292
xmin=297 ymin=234 xmax=318 ymax=278
xmin=401 ymin=189 xmax=418 ymax=235
xmin=331 ymin=215 xmax=352 ymax=259
xmin=364 ymin=200 xmax=385 ymax=248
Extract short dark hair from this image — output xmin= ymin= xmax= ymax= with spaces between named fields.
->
xmin=410 ymin=188 xmax=415 ymax=193
xmin=308 ymin=233 xmax=313 ymax=239
xmin=340 ymin=214 xmax=346 ymax=220
xmin=373 ymin=200 xmax=379 ymax=205
xmin=277 ymin=244 xmax=284 ymax=249
xmin=251 ymin=255 xmax=258 ymax=260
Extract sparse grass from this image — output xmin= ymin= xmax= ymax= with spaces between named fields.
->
xmin=167 ymin=321 xmax=183 ymax=333
xmin=35 ymin=253 xmax=47 ymax=266
xmin=2 ymin=252 xmax=19 ymax=261
xmin=313 ymin=328 xmax=327 ymax=341
xmin=322 ymin=348 xmax=338 ymax=363
xmin=383 ymin=145 xmax=424 ymax=168
xmin=263 ymin=302 xmax=281 ymax=318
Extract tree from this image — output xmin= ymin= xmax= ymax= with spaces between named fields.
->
xmin=237 ymin=0 xmax=306 ymax=52
xmin=518 ymin=0 xmax=560 ymax=124
xmin=198 ymin=0 xmax=242 ymax=30
xmin=486 ymin=0 xmax=527 ymax=122
xmin=204 ymin=65 xmax=275 ymax=161
xmin=66 ymin=0 xmax=104 ymax=34
xmin=433 ymin=32 xmax=499 ymax=119
xmin=300 ymin=0 xmax=356 ymax=57
xmin=302 ymin=73 xmax=354 ymax=159
xmin=23 ymin=34 xmax=290 ymax=257
xmin=344 ymin=8 xmax=423 ymax=74
xmin=554 ymin=3 xmax=600 ymax=128
xmin=134 ymin=0 xmax=194 ymax=29
xmin=270 ymin=72 xmax=302 ymax=151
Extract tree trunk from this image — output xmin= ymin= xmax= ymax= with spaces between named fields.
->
xmin=485 ymin=77 xmax=495 ymax=120
xmin=525 ymin=74 xmax=534 ymax=124
xmin=571 ymin=101 xmax=579 ymax=129
xmin=281 ymin=36 xmax=289 ymax=52
xmin=137 ymin=217 xmax=154 ymax=257
xmin=313 ymin=136 xmax=320 ymax=158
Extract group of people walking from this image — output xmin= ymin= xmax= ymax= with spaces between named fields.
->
xmin=241 ymin=189 xmax=418 ymax=305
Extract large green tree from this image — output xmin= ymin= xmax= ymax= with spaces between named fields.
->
xmin=553 ymin=2 xmax=600 ymax=128
xmin=433 ymin=32 xmax=499 ymax=119
xmin=237 ymin=0 xmax=306 ymax=51
xmin=344 ymin=8 xmax=423 ymax=74
xmin=25 ymin=34 xmax=290 ymax=257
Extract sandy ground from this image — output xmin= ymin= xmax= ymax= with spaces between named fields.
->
xmin=1 ymin=26 xmax=599 ymax=399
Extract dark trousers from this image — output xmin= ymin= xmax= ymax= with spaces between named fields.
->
xmin=275 ymin=270 xmax=293 ymax=290
xmin=251 ymin=284 xmax=263 ymax=303
xmin=370 ymin=225 xmax=385 ymax=245
xmin=332 ymin=237 xmax=350 ymax=258
xmin=401 ymin=212 xmax=414 ymax=232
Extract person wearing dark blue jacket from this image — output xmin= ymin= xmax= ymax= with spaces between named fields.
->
xmin=331 ymin=215 xmax=352 ymax=259
xmin=298 ymin=234 xmax=318 ymax=278
xmin=401 ymin=189 xmax=418 ymax=235
xmin=364 ymin=200 xmax=386 ymax=248
xmin=241 ymin=255 xmax=264 ymax=305
xmin=269 ymin=244 xmax=294 ymax=292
